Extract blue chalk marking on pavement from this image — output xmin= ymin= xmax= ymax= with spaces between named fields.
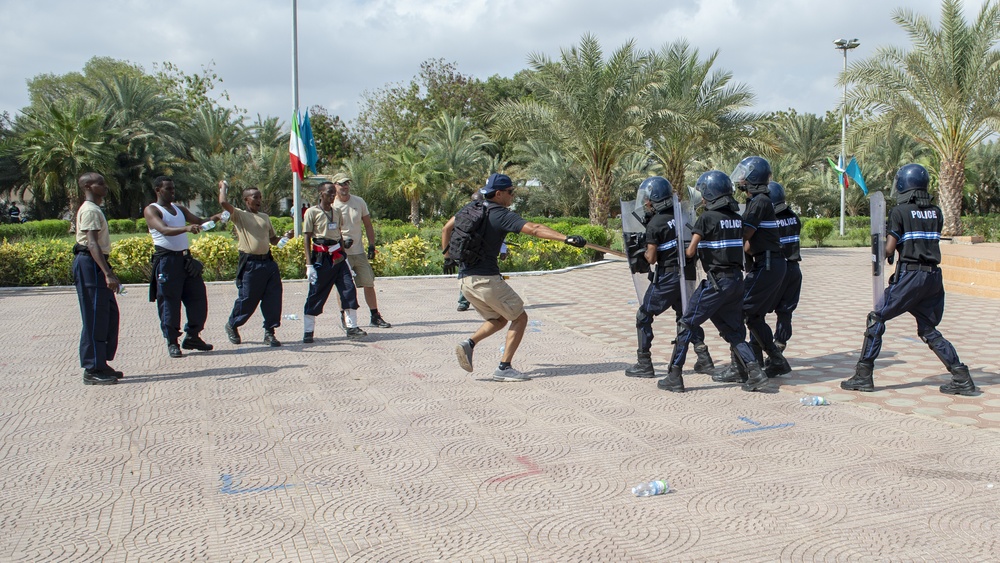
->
xmin=219 ymin=474 xmax=293 ymax=494
xmin=731 ymin=422 xmax=795 ymax=434
xmin=738 ymin=416 xmax=761 ymax=426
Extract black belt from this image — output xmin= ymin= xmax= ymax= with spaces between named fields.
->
xmin=901 ymin=263 xmax=936 ymax=272
xmin=656 ymin=265 xmax=681 ymax=274
xmin=708 ymin=269 xmax=741 ymax=278
xmin=153 ymin=246 xmax=190 ymax=257
xmin=72 ymin=244 xmax=108 ymax=259
xmin=239 ymin=251 xmax=273 ymax=262
xmin=312 ymin=237 xmax=338 ymax=246
xmin=752 ymin=250 xmax=774 ymax=270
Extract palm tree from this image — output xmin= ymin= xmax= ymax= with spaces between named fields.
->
xmin=845 ymin=0 xmax=1000 ymax=235
xmin=13 ymin=99 xmax=118 ymax=225
xmin=491 ymin=34 xmax=655 ymax=225
xmin=418 ymin=113 xmax=494 ymax=196
xmin=381 ymin=146 xmax=446 ymax=225
xmin=646 ymin=40 xmax=766 ymax=192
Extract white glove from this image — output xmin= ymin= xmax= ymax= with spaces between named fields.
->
xmin=307 ymin=264 xmax=318 ymax=285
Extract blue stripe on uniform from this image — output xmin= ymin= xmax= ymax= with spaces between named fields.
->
xmin=758 ymin=221 xmax=779 ymax=229
xmin=780 ymin=235 xmax=800 ymax=244
xmin=657 ymin=240 xmax=677 ymax=251
xmin=899 ymin=231 xmax=941 ymax=242
xmin=698 ymin=239 xmax=743 ymax=249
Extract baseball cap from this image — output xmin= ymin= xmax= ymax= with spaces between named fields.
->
xmin=331 ymin=172 xmax=351 ymax=185
xmin=480 ymin=173 xmax=513 ymax=194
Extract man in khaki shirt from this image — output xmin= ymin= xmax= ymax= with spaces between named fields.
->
xmin=73 ymin=172 xmax=122 ymax=385
xmin=219 ymin=181 xmax=292 ymax=347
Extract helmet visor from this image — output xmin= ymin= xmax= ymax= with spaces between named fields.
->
xmin=730 ymin=162 xmax=751 ymax=186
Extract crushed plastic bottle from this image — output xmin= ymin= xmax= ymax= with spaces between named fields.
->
xmin=632 ymin=479 xmax=670 ymax=497
xmin=799 ymin=396 xmax=830 ymax=406
xmin=220 ymin=210 xmax=231 ymax=223
xmin=282 ymin=314 xmax=299 ymax=321
xmin=201 ymin=220 xmax=216 ymax=231
xmin=277 ymin=236 xmax=290 ymax=248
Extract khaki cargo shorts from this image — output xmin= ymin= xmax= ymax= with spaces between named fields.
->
xmin=347 ymin=254 xmax=375 ymax=287
xmin=459 ymin=275 xmax=524 ymax=322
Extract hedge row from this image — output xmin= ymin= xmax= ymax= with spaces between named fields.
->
xmin=0 ymin=219 xmax=72 ymax=240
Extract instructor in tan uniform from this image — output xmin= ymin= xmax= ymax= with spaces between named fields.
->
xmin=219 ymin=181 xmax=291 ymax=347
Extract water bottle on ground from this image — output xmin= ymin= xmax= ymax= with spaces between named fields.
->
xmin=282 ymin=314 xmax=299 ymax=321
xmin=277 ymin=236 xmax=290 ymax=248
xmin=201 ymin=220 xmax=216 ymax=231
xmin=800 ymin=396 xmax=829 ymax=406
xmin=631 ymin=479 xmax=670 ymax=497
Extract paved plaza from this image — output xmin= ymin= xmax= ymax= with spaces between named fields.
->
xmin=1 ymin=247 xmax=998 ymax=561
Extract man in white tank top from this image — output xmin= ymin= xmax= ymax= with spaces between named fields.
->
xmin=143 ymin=176 xmax=221 ymax=358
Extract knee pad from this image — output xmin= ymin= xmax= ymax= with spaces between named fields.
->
xmin=864 ymin=312 xmax=885 ymax=339
xmin=636 ymin=308 xmax=652 ymax=328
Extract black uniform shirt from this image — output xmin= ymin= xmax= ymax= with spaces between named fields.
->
xmin=775 ymin=208 xmax=802 ymax=262
xmin=645 ymin=210 xmax=679 ymax=268
xmin=888 ymin=201 xmax=942 ymax=265
xmin=743 ymin=193 xmax=782 ymax=256
xmin=459 ymin=202 xmax=527 ymax=277
xmin=692 ymin=207 xmax=744 ymax=272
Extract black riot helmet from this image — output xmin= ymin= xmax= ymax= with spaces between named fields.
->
xmin=768 ymin=181 xmax=788 ymax=213
xmin=696 ymin=170 xmax=735 ymax=210
xmin=639 ymin=176 xmax=673 ymax=213
xmin=731 ymin=156 xmax=772 ymax=194
xmin=895 ymin=164 xmax=930 ymax=194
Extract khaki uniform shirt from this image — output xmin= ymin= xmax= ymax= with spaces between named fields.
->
xmin=75 ymin=201 xmax=111 ymax=254
xmin=332 ymin=195 xmax=368 ymax=255
xmin=302 ymin=206 xmax=344 ymax=241
xmin=230 ymin=207 xmax=276 ymax=255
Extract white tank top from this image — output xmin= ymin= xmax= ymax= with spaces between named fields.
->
xmin=149 ymin=203 xmax=190 ymax=251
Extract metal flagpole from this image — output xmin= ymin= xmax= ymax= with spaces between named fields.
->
xmin=834 ymin=38 xmax=860 ymax=237
xmin=291 ymin=0 xmax=302 ymax=235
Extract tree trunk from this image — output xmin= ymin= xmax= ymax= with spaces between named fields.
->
xmin=587 ymin=176 xmax=611 ymax=226
xmin=938 ymin=159 xmax=964 ymax=236
xmin=409 ymin=196 xmax=421 ymax=226
xmin=67 ymin=186 xmax=80 ymax=232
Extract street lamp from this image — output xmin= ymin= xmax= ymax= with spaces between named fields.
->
xmin=834 ymin=37 xmax=860 ymax=236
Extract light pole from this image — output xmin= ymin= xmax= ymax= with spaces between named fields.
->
xmin=834 ymin=37 xmax=859 ymax=236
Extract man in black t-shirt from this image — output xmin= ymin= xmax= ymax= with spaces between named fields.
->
xmin=624 ymin=177 xmax=714 ymax=378
xmin=442 ymin=173 xmax=586 ymax=382
xmin=767 ymin=181 xmax=802 ymax=355
xmin=661 ymin=171 xmax=769 ymax=393
xmin=714 ymin=156 xmax=790 ymax=383
xmin=841 ymin=164 xmax=976 ymax=395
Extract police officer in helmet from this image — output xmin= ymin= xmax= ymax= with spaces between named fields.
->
xmin=841 ymin=164 xmax=976 ymax=395
xmin=625 ymin=176 xmax=714 ymax=378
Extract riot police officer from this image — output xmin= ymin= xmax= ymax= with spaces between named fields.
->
xmin=840 ymin=164 xmax=976 ymax=395
xmin=768 ymin=181 xmax=802 ymax=356
xmin=714 ymin=156 xmax=790 ymax=383
xmin=661 ymin=171 xmax=768 ymax=393
xmin=624 ymin=176 xmax=714 ymax=378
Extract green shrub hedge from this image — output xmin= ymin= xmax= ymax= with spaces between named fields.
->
xmin=0 ymin=219 xmax=71 ymax=241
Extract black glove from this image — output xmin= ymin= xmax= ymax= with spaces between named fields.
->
xmin=443 ymin=257 xmax=459 ymax=275
xmin=886 ymin=252 xmax=895 ymax=265
xmin=342 ymin=237 xmax=354 ymax=249
xmin=564 ymin=235 xmax=586 ymax=248
xmin=184 ymin=257 xmax=204 ymax=278
xmin=367 ymin=244 xmax=376 ymax=260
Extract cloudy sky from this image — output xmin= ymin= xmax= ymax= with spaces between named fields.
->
xmin=0 ymin=0 xmax=988 ymax=126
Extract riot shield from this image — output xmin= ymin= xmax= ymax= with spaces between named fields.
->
xmin=621 ymin=198 xmax=650 ymax=302
xmin=673 ymin=193 xmax=690 ymax=314
xmin=870 ymin=191 xmax=886 ymax=309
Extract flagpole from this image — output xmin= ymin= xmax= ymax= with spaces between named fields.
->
xmin=834 ymin=38 xmax=860 ymax=237
xmin=291 ymin=0 xmax=302 ymax=236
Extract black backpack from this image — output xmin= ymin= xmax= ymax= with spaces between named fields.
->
xmin=449 ymin=201 xmax=491 ymax=266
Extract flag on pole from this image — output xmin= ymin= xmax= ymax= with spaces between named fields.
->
xmin=845 ymin=157 xmax=869 ymax=195
xmin=827 ymin=157 xmax=850 ymax=190
xmin=289 ymin=110 xmax=307 ymax=180
xmin=300 ymin=110 xmax=319 ymax=174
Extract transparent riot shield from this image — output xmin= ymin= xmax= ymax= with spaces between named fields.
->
xmin=870 ymin=191 xmax=886 ymax=309
xmin=621 ymin=196 xmax=650 ymax=302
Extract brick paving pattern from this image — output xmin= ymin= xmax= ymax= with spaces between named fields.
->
xmin=1 ymin=247 xmax=998 ymax=561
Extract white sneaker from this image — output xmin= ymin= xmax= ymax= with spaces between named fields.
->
xmin=493 ymin=366 xmax=529 ymax=382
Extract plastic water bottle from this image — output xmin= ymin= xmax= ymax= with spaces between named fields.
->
xmin=201 ymin=220 xmax=216 ymax=231
xmin=117 ymin=286 xmax=127 ymax=296
xmin=220 ymin=210 xmax=231 ymax=223
xmin=277 ymin=236 xmax=290 ymax=248
xmin=499 ymin=344 xmax=505 ymax=354
xmin=631 ymin=479 xmax=670 ymax=497
xmin=282 ymin=314 xmax=299 ymax=321
xmin=799 ymin=396 xmax=830 ymax=406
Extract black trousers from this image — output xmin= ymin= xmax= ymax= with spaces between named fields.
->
xmin=743 ymin=254 xmax=786 ymax=359
xmin=636 ymin=270 xmax=706 ymax=354
xmin=154 ymin=253 xmax=208 ymax=341
xmin=74 ymin=253 xmax=119 ymax=370
xmin=772 ymin=260 xmax=802 ymax=344
xmin=229 ymin=257 xmax=282 ymax=330
xmin=304 ymin=252 xmax=358 ymax=316
xmin=670 ymin=271 xmax=755 ymax=368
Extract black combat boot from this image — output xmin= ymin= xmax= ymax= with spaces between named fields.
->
xmin=625 ymin=352 xmax=656 ymax=378
xmin=692 ymin=344 xmax=715 ymax=374
xmin=764 ymin=348 xmax=791 ymax=377
xmin=940 ymin=364 xmax=976 ymax=396
xmin=840 ymin=363 xmax=875 ymax=392
xmin=656 ymin=365 xmax=685 ymax=392
xmin=712 ymin=350 xmax=747 ymax=383
xmin=742 ymin=362 xmax=769 ymax=392
xmin=263 ymin=329 xmax=281 ymax=347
